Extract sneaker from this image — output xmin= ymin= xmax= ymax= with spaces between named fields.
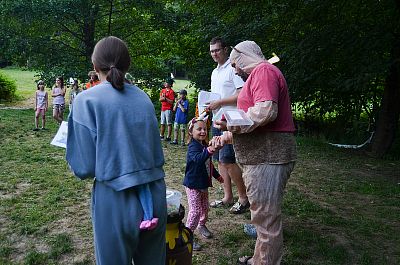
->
xmin=192 ymin=240 xmax=202 ymax=251
xmin=181 ymin=141 xmax=185 ymax=146
xmin=198 ymin=225 xmax=213 ymax=239
xmin=160 ymin=136 xmax=164 ymax=140
xmin=170 ymin=141 xmax=178 ymax=145
xmin=210 ymin=200 xmax=234 ymax=208
xmin=166 ymin=137 xmax=171 ymax=141
xmin=243 ymin=223 xmax=257 ymax=239
xmin=229 ymin=201 xmax=250 ymax=214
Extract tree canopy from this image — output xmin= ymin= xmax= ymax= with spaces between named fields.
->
xmin=1 ymin=0 xmax=399 ymax=156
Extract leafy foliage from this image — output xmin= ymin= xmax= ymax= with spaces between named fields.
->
xmin=1 ymin=0 xmax=399 ymax=152
xmin=0 ymin=72 xmax=17 ymax=101
xmin=174 ymin=0 xmax=400 ymax=148
xmin=0 ymin=0 xmax=179 ymax=87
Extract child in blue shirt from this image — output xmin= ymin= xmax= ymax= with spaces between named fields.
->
xmin=183 ymin=114 xmax=223 ymax=251
xmin=170 ymin=89 xmax=189 ymax=146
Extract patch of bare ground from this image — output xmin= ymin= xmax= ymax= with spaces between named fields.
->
xmin=0 ymin=97 xmax=34 ymax=109
xmin=9 ymin=235 xmax=49 ymax=264
xmin=0 ymin=182 xmax=31 ymax=200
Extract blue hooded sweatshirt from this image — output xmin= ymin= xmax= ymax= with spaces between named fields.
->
xmin=66 ymin=81 xmax=165 ymax=191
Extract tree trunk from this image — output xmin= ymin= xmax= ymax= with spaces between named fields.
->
xmin=83 ymin=4 xmax=98 ymax=63
xmin=368 ymin=40 xmax=400 ymax=157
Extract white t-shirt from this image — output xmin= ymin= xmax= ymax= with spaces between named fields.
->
xmin=210 ymin=58 xmax=244 ymax=120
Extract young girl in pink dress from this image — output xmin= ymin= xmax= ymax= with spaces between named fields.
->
xmin=33 ymin=80 xmax=48 ymax=131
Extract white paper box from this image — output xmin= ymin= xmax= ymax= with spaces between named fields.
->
xmin=224 ymin=109 xmax=254 ymax=126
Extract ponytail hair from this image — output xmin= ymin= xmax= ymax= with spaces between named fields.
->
xmin=91 ymin=36 xmax=131 ymax=91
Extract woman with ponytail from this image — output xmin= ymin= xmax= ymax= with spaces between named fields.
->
xmin=66 ymin=36 xmax=167 ymax=265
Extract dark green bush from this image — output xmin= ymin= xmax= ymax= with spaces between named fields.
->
xmin=0 ymin=72 xmax=17 ymax=101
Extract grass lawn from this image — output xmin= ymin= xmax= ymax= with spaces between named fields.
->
xmin=0 ymin=108 xmax=399 ymax=265
xmin=0 ymin=66 xmax=195 ymax=109
xmin=0 ymin=67 xmax=38 ymax=101
xmin=0 ymin=68 xmax=399 ymax=264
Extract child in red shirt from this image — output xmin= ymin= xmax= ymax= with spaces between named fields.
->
xmin=159 ymin=81 xmax=175 ymax=141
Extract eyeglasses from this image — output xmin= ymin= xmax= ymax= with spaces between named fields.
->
xmin=209 ymin=48 xmax=223 ymax=54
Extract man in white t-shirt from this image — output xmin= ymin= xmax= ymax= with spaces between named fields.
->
xmin=207 ymin=37 xmax=249 ymax=215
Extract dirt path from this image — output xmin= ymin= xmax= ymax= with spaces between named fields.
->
xmin=0 ymin=97 xmax=34 ymax=109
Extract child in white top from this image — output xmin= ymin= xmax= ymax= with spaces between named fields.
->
xmin=51 ymin=76 xmax=66 ymax=125
xmin=33 ymin=80 xmax=48 ymax=131
xmin=69 ymin=79 xmax=80 ymax=112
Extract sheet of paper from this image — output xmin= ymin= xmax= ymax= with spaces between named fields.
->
xmin=50 ymin=121 xmax=68 ymax=148
xmin=267 ymin=53 xmax=280 ymax=64
xmin=197 ymin=91 xmax=220 ymax=115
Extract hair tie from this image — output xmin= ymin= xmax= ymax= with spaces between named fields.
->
xmin=110 ymin=65 xmax=116 ymax=70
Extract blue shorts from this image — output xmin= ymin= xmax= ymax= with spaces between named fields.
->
xmin=211 ymin=126 xmax=236 ymax=164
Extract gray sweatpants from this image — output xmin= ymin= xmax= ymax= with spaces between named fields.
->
xmin=242 ymin=162 xmax=295 ymax=265
xmin=92 ymin=179 xmax=167 ymax=265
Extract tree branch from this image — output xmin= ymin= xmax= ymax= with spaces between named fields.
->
xmin=51 ymin=38 xmax=83 ymax=54
xmin=58 ymin=22 xmax=85 ymax=43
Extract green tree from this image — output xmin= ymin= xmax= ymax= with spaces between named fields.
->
xmin=175 ymin=0 xmax=399 ymax=156
xmin=0 ymin=0 xmax=178 ymax=87
xmin=2 ymin=0 xmax=399 ymax=156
